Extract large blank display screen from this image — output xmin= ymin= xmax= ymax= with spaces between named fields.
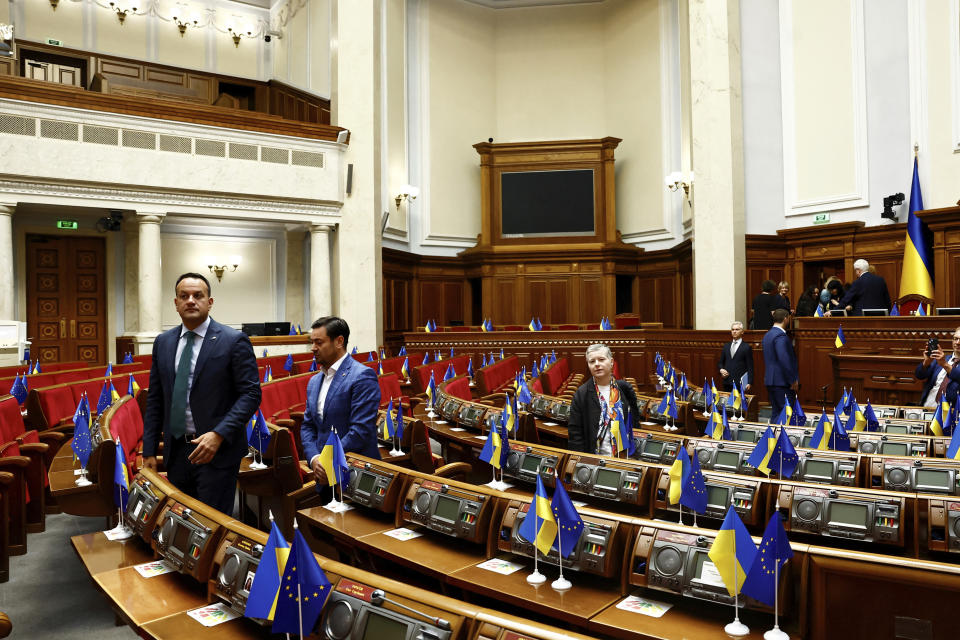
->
xmin=500 ymin=169 xmax=595 ymax=237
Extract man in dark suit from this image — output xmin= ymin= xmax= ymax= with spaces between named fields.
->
xmin=143 ymin=273 xmax=261 ymax=513
xmin=568 ymin=343 xmax=641 ymax=454
xmin=762 ymin=308 xmax=798 ymax=421
xmin=916 ymin=327 xmax=960 ymax=408
xmin=718 ymin=321 xmax=753 ymax=392
xmin=829 ymin=259 xmax=891 ymax=316
xmin=301 ymin=316 xmax=381 ymax=486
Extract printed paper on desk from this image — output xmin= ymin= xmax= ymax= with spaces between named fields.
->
xmin=133 ymin=560 xmax=176 ymax=578
xmin=615 ymin=595 xmax=673 ymax=618
xmin=449 ymin=427 xmax=466 ymax=432
xmin=186 ymin=602 xmax=241 ymax=627
xmin=541 ymin=421 xmax=558 ymax=426
xmin=696 ymin=560 xmax=727 ymax=589
xmin=383 ymin=527 xmax=423 ymax=541
xmin=475 ymin=435 xmax=488 ymax=441
xmin=476 ymin=557 xmax=525 ymax=575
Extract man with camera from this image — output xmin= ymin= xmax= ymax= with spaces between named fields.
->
xmin=916 ymin=327 xmax=960 ymax=408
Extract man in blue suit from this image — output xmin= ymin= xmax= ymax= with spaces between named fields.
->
xmin=916 ymin=327 xmax=960 ymax=408
xmin=828 ymin=259 xmax=891 ymax=316
xmin=301 ymin=316 xmax=381 ymax=485
xmin=762 ymin=308 xmax=798 ymax=420
xmin=143 ymin=273 xmax=261 ymax=513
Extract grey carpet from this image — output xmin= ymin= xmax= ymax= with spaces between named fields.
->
xmin=1 ymin=513 xmax=138 ymax=639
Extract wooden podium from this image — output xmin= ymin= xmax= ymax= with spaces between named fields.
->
xmin=460 ymin=138 xmax=644 ymax=326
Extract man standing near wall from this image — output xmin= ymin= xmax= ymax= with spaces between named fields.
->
xmin=762 ymin=308 xmax=798 ymax=420
xmin=718 ymin=321 xmax=753 ymax=392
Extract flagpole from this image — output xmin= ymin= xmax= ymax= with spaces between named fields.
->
xmin=551 ymin=517 xmax=571 ymax=591
xmin=526 ymin=507 xmax=546 ymax=585
xmin=725 ymin=517 xmax=749 ymax=636
xmin=763 ymin=558 xmax=788 ymax=640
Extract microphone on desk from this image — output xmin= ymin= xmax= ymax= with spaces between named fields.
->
xmin=370 ymin=589 xmax=451 ymax=630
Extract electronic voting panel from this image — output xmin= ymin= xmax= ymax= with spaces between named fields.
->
xmin=529 ymin=394 xmax=554 ymax=419
xmin=438 ymin=395 xmax=463 ymax=424
xmin=502 ymin=443 xmax=559 ymax=486
xmin=632 ymin=526 xmax=785 ymax=612
xmin=854 ymin=432 xmax=930 ymax=457
xmin=152 ymin=498 xmax=224 ymax=579
xmin=777 ymin=482 xmax=905 ymax=546
xmin=633 ymin=432 xmax=681 ymax=465
xmin=342 ymin=457 xmax=403 ymax=512
xmin=689 ymin=440 xmax=754 ymax=475
xmin=923 ymin=497 xmax=960 ymax=556
xmin=562 ymin=454 xmax=651 ymax=507
xmin=124 ymin=469 xmax=175 ymax=539
xmin=402 ymin=478 xmax=489 ymax=543
xmin=320 ymin=579 xmax=455 ymax=640
xmin=457 ymin=403 xmax=488 ymax=429
xmin=212 ymin=529 xmax=265 ymax=619
xmin=655 ymin=469 xmax=762 ymax=526
xmin=547 ymin=399 xmax=571 ymax=424
xmin=498 ymin=500 xmax=620 ymax=578
xmin=874 ymin=457 xmax=960 ymax=495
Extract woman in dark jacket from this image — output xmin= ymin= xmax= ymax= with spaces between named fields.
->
xmin=795 ymin=286 xmax=819 ymax=317
xmin=567 ymin=343 xmax=640 ymax=454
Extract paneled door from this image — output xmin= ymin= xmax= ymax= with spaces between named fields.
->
xmin=26 ymin=234 xmax=106 ymax=364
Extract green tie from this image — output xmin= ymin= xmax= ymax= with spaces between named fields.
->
xmin=169 ymin=330 xmax=196 ymax=439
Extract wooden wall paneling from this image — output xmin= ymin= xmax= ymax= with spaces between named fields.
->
xmin=548 ymin=279 xmax=566 ymax=323
xmin=418 ymin=281 xmax=443 ymax=326
xmin=493 ymin=278 xmax=517 ymax=324
xmin=527 ymin=280 xmax=548 ymax=321
xmin=655 ymin=277 xmax=676 ymax=327
xmin=442 ymin=282 xmax=464 ymax=324
xmin=98 ymin=59 xmax=140 ymax=79
xmin=581 ymin=277 xmax=602 ymax=324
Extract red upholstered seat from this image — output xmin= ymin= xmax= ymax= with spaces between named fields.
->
xmin=443 ymin=376 xmax=473 ymax=401
xmin=106 ymin=397 xmax=144 ymax=473
xmin=378 ymin=373 xmax=411 ymax=409
xmin=36 ymin=386 xmax=76 ymax=428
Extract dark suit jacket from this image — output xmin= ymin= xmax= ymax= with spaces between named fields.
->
xmin=718 ymin=341 xmax=754 ymax=388
xmin=300 ymin=355 xmax=381 ymax=463
xmin=916 ymin=360 xmax=960 ymax=406
xmin=762 ymin=327 xmax=798 ymax=387
xmin=838 ymin=272 xmax=891 ymax=315
xmin=751 ymin=293 xmax=789 ymax=330
xmin=567 ymin=379 xmax=640 ymax=454
xmin=143 ymin=319 xmax=261 ymax=469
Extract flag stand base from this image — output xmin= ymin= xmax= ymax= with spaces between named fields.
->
xmin=724 ymin=620 xmax=750 ymax=636
xmin=526 ymin=571 xmax=546 ymax=585
xmin=389 ymin=449 xmax=405 ymax=457
xmin=764 ymin=626 xmax=789 ymax=640
xmin=485 ymin=479 xmax=510 ymax=491
xmin=248 ymin=461 xmax=268 ymax=470
xmin=75 ymin=474 xmax=92 ymax=487
xmin=104 ymin=524 xmax=134 ymax=540
xmin=551 ymin=577 xmax=572 ymax=591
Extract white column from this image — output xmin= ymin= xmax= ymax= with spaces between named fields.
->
xmin=137 ymin=212 xmax=165 ymax=342
xmin=309 ymin=223 xmax=333 ymax=321
xmin=688 ymin=0 xmax=746 ymax=329
xmin=332 ymin=0 xmax=383 ymax=349
xmin=0 ymin=204 xmax=13 ymax=321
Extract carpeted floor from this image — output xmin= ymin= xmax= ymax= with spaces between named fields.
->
xmin=1 ymin=513 xmax=138 ymax=639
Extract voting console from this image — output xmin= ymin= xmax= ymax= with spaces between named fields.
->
xmin=402 ymin=478 xmax=491 ymax=543
xmin=775 ymin=481 xmax=905 ymax=546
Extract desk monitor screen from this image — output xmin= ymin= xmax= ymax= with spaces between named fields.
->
xmin=500 ymin=169 xmax=595 ymax=238
xmin=805 ymin=460 xmax=835 ymax=482
xmin=736 ymin=430 xmax=758 ymax=443
xmin=714 ymin=450 xmax=740 ymax=472
xmin=923 ymin=411 xmax=935 ymax=421
xmin=916 ymin=469 xmax=952 ymax=492
xmin=644 ymin=440 xmax=664 ymax=456
xmin=264 ymin=322 xmax=291 ymax=336
xmin=595 ymin=468 xmax=622 ymax=490
xmin=362 ymin=611 xmax=408 ymax=640
xmin=706 ymin=485 xmax=730 ymax=509
xmin=357 ymin=472 xmax=377 ymax=495
xmin=830 ymin=309 xmax=848 ymax=316
xmin=241 ymin=323 xmax=264 ymax=336
xmin=521 ymin=454 xmax=542 ymax=473
xmin=827 ymin=501 xmax=868 ymax=529
xmin=885 ymin=424 xmax=909 ymax=435
xmin=880 ymin=442 xmax=910 ymax=456
xmin=434 ymin=495 xmax=460 ymax=522
xmin=801 ymin=435 xmax=813 ymax=448
xmin=937 ymin=308 xmax=960 ymax=316
xmin=863 ymin=309 xmax=889 ymax=316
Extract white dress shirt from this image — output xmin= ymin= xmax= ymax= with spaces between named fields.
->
xmin=175 ymin=317 xmax=210 ymax=436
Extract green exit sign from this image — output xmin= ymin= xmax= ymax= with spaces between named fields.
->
xmin=813 ymin=213 xmax=831 ymax=225
xmin=57 ymin=220 xmax=78 ymax=230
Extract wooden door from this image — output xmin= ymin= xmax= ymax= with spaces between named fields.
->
xmin=26 ymin=234 xmax=106 ymax=364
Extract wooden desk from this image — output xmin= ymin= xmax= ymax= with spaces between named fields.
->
xmin=589 ymin=590 xmax=795 ymax=640
xmin=92 ymin=566 xmax=208 ymax=627
xmin=140 ymin=613 xmax=264 ymax=640
xmin=71 ymin=532 xmax=155 ymax=575
xmin=448 ymin=556 xmax=621 ymax=625
xmin=298 ymin=504 xmax=397 ymax=540
xmin=356 ymin=526 xmax=488 ymax=581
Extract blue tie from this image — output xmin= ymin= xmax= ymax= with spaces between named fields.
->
xmin=169 ymin=331 xmax=196 ymax=439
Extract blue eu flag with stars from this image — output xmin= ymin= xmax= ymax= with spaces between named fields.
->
xmin=550 ymin=479 xmax=584 ymax=558
xmin=741 ymin=511 xmax=793 ymax=606
xmin=271 ymin=528 xmax=331 ymax=634
xmin=679 ymin=451 xmax=707 ymax=514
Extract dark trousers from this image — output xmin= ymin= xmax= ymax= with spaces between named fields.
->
xmin=165 ymin=437 xmax=240 ymax=515
xmin=766 ymin=385 xmax=795 ymax=423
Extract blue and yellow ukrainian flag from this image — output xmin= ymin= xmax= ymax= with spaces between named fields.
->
xmin=517 ymin=475 xmax=558 ymax=556
xmin=708 ymin=506 xmax=758 ymax=597
xmin=899 ymin=155 xmax=934 ymax=299
xmin=835 ymin=325 xmax=846 ymax=348
xmin=244 ymin=518 xmax=290 ymax=621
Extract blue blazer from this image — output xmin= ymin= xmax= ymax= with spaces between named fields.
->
xmin=143 ymin=319 xmax=261 ymax=468
xmin=838 ymin=271 xmax=891 ymax=315
xmin=916 ymin=360 xmax=960 ymax=406
xmin=762 ymin=327 xmax=798 ymax=387
xmin=300 ymin=355 xmax=381 ymax=463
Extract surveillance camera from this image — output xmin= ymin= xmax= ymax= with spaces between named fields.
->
xmin=264 ymin=35 xmax=271 ymax=43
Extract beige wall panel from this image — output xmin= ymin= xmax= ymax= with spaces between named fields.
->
xmin=94 ymin=11 xmax=149 ymax=61
xmin=273 ymin=21 xmax=290 ymax=82
xmin=309 ymin=0 xmax=331 ymax=95
xmin=493 ymin=5 xmax=605 ymax=142
xmin=288 ymin=5 xmax=309 ymax=88
xmin=156 ymin=23 xmax=207 ymax=71
xmin=924 ymin=0 xmax=960 ymax=208
xmin=426 ymin=0 xmax=494 ymax=240
xmin=386 ymin=0 xmax=407 ymax=234
xmin=603 ymin=0 xmax=664 ymax=238
xmin=789 ymin=0 xmax=858 ymax=203
xmin=21 ymin=0 xmax=84 ymax=46
xmin=285 ymin=230 xmax=306 ymax=327
xmin=215 ymin=30 xmax=259 ymax=79
xmin=160 ymin=234 xmax=276 ymax=329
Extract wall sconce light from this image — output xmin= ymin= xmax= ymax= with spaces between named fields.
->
xmin=49 ymin=0 xmax=59 ymax=10
xmin=172 ymin=15 xmax=197 ymax=37
xmin=664 ymin=171 xmax=694 ymax=204
xmin=109 ymin=2 xmax=137 ymax=24
xmin=228 ymin=27 xmax=251 ymax=47
xmin=207 ymin=256 xmax=241 ymax=282
xmin=394 ymin=184 xmax=420 ymax=210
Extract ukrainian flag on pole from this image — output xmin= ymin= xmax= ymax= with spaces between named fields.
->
xmin=899 ymin=153 xmax=934 ymax=299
